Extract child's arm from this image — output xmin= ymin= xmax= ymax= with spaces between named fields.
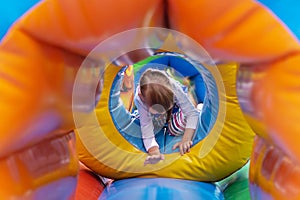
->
xmin=134 ymin=87 xmax=164 ymax=165
xmin=171 ymin=80 xmax=199 ymax=155
xmin=134 ymin=87 xmax=159 ymax=151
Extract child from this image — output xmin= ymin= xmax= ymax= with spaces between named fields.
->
xmin=134 ymin=68 xmax=200 ymax=165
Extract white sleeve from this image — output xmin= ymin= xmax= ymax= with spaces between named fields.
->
xmin=172 ymin=80 xmax=199 ymax=129
xmin=134 ymin=86 xmax=159 ymax=151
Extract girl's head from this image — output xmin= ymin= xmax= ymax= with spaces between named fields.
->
xmin=139 ymin=68 xmax=174 ymax=115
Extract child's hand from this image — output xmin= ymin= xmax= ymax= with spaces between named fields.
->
xmin=144 ymin=154 xmax=165 ymax=166
xmin=172 ymin=140 xmax=193 ymax=156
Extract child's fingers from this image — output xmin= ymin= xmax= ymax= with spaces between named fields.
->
xmin=182 ymin=141 xmax=192 ymax=154
xmin=144 ymin=159 xmax=150 ymax=166
xmin=172 ymin=142 xmax=179 ymax=150
xmin=173 ymin=141 xmax=193 ymax=155
xmin=144 ymin=155 xmax=164 ymax=166
xmin=180 ymin=145 xmax=185 ymax=155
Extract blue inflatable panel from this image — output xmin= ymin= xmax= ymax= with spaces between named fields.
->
xmin=99 ymin=178 xmax=224 ymax=200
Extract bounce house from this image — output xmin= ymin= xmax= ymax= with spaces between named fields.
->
xmin=0 ymin=0 xmax=300 ymax=199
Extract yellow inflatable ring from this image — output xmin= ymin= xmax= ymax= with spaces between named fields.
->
xmin=75 ymin=49 xmax=255 ymax=181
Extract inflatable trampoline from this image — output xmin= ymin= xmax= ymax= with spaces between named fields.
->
xmin=0 ymin=0 xmax=300 ymax=199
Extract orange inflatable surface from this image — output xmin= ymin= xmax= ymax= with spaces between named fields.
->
xmin=0 ymin=0 xmax=300 ymax=199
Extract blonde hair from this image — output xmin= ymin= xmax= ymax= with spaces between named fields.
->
xmin=139 ymin=68 xmax=174 ymax=117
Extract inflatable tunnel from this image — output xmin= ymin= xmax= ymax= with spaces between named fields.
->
xmin=0 ymin=0 xmax=300 ymax=199
xmin=74 ymin=45 xmax=255 ymax=182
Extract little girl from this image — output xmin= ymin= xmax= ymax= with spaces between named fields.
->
xmin=134 ymin=68 xmax=200 ymax=165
